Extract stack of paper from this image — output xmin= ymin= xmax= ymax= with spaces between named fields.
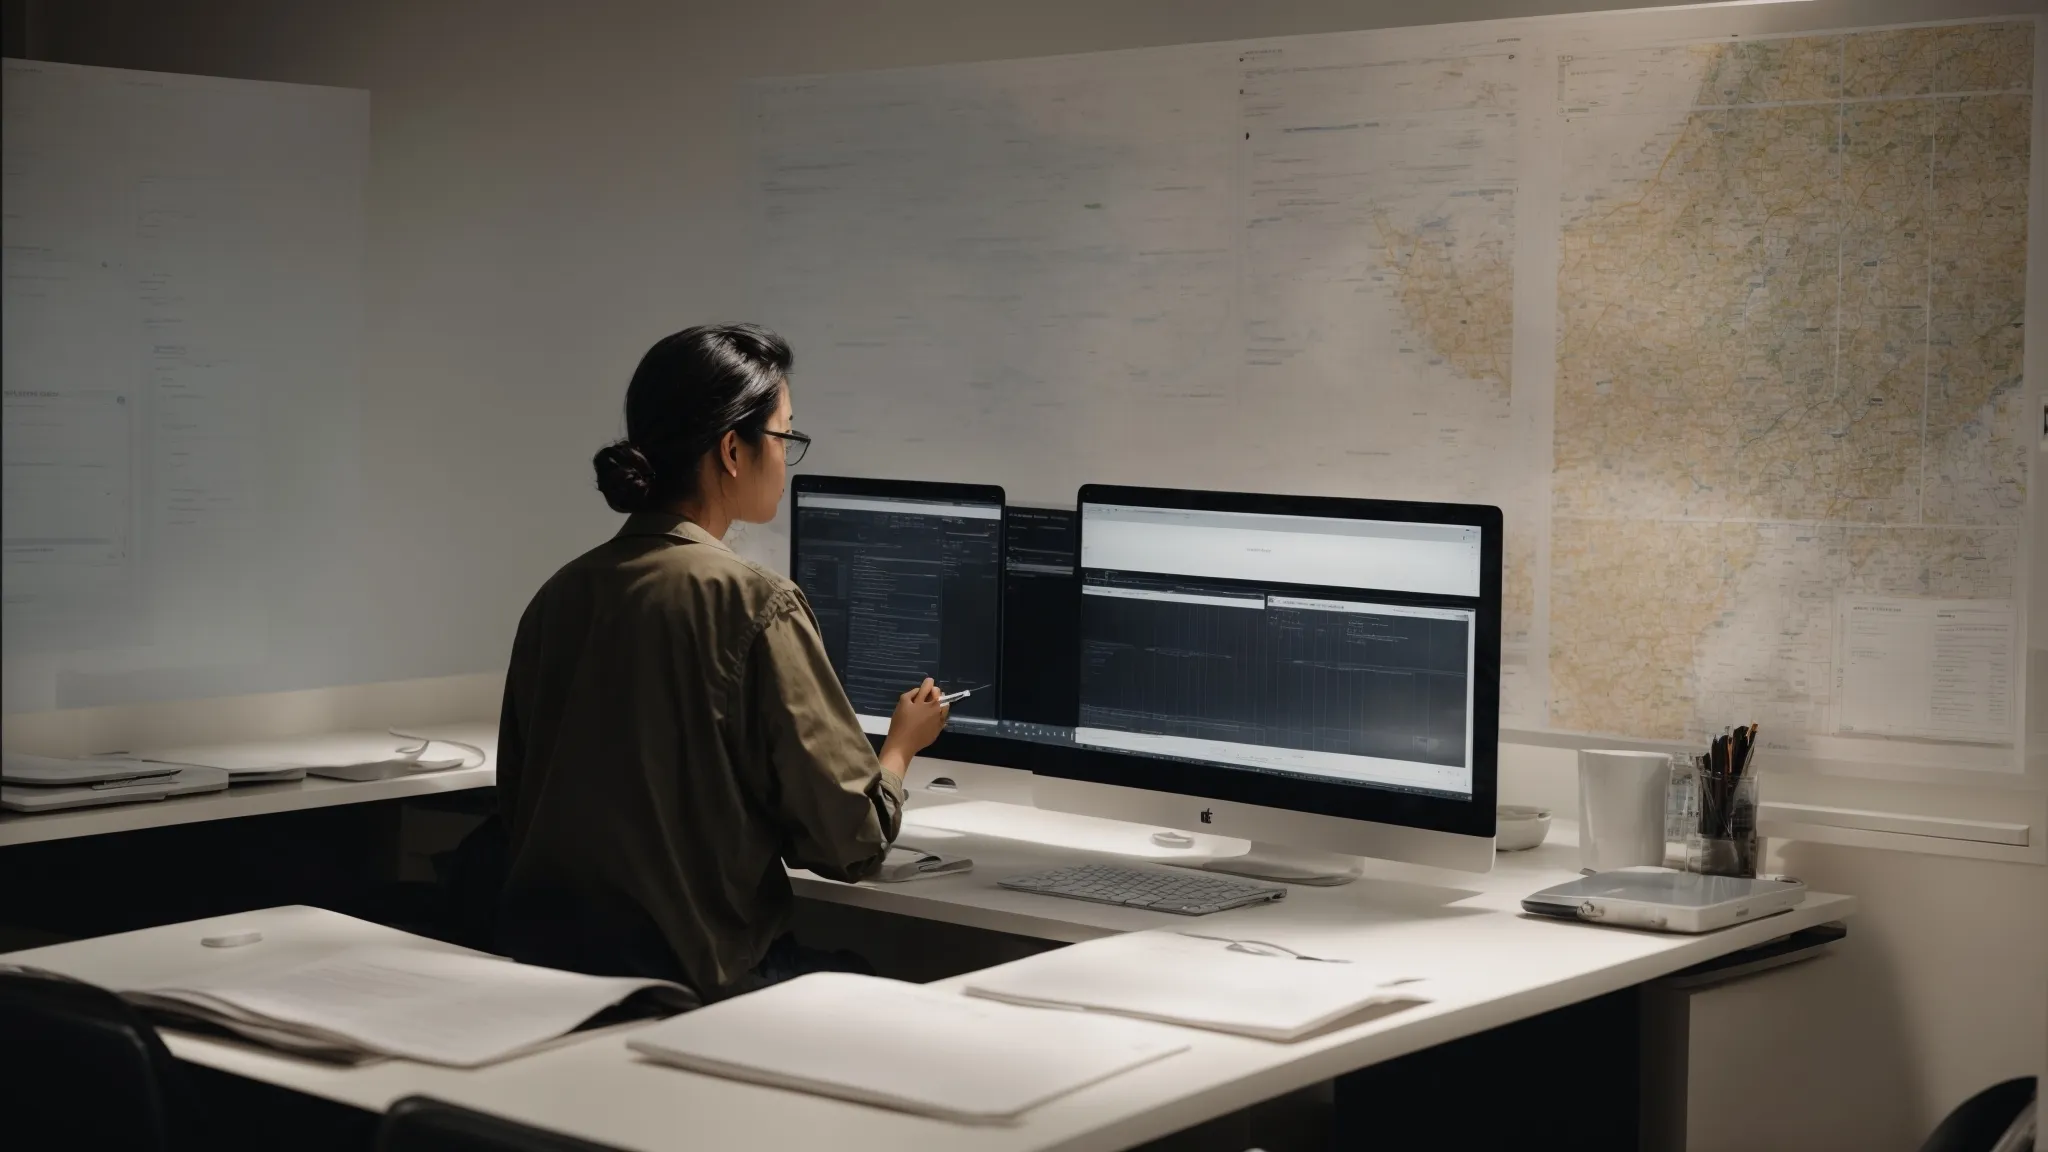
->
xmin=3 ymin=753 xmax=178 ymax=786
xmin=135 ymin=741 xmax=310 ymax=785
xmin=962 ymin=930 xmax=1429 ymax=1041
xmin=141 ymin=730 xmax=488 ymax=784
xmin=1 ymin=753 xmax=228 ymax=813
xmin=627 ymin=971 xmax=1188 ymax=1123
xmin=119 ymin=945 xmax=695 ymax=1066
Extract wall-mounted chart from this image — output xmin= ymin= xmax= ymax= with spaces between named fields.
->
xmin=746 ymin=14 xmax=2036 ymax=771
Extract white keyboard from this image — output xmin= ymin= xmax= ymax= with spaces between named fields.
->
xmin=997 ymin=863 xmax=1286 ymax=916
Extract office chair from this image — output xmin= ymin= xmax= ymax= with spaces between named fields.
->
xmin=0 ymin=968 xmax=192 ymax=1152
xmin=378 ymin=1095 xmax=630 ymax=1152
xmin=435 ymin=812 xmax=508 ymax=951
xmin=1919 ymin=1078 xmax=2037 ymax=1152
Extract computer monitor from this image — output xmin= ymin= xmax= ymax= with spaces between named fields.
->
xmin=791 ymin=477 xmax=1088 ymax=767
xmin=1032 ymin=485 xmax=1502 ymax=877
xmin=790 ymin=476 xmax=1005 ymax=743
xmin=786 ymin=475 xmax=1003 ymax=725
xmin=998 ymin=505 xmax=1080 ymax=731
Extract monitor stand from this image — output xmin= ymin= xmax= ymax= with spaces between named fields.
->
xmin=1194 ymin=843 xmax=1365 ymax=886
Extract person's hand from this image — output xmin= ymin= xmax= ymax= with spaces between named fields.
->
xmin=878 ymin=678 xmax=949 ymax=778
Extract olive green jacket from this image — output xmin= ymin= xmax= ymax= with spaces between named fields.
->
xmin=496 ymin=513 xmax=901 ymax=998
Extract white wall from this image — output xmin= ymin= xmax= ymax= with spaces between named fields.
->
xmin=20 ymin=0 xmax=2048 ymax=1143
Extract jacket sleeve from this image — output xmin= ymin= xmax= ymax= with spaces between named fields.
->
xmin=743 ymin=591 xmax=904 ymax=883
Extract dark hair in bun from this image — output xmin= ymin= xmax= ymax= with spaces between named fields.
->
xmin=591 ymin=323 xmax=792 ymax=514
xmin=592 ymin=441 xmax=657 ymax=514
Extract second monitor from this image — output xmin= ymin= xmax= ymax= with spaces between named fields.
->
xmin=790 ymin=475 xmax=1005 ymax=734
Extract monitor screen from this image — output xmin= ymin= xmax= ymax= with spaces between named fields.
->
xmin=1075 ymin=500 xmax=1487 ymax=801
xmin=1000 ymin=505 xmax=1080 ymax=730
xmin=791 ymin=482 xmax=1003 ymax=731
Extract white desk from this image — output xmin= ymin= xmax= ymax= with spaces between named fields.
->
xmin=1 ymin=796 xmax=1855 ymax=1152
xmin=800 ymin=782 xmax=1574 ymax=945
xmin=0 ymin=723 xmax=497 ymax=847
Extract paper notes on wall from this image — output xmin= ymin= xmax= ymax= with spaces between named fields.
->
xmin=1836 ymin=599 xmax=2017 ymax=745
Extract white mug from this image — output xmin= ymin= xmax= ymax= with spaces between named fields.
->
xmin=1577 ymin=749 xmax=1672 ymax=872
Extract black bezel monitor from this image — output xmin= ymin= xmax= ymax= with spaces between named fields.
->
xmin=1043 ymin=484 xmax=1503 ymax=841
xmin=787 ymin=473 xmax=1019 ymax=768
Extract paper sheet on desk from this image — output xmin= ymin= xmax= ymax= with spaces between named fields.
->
xmin=2 ymin=778 xmax=172 ymax=812
xmin=627 ymin=972 xmax=1188 ymax=1124
xmin=2 ymin=752 xmax=179 ymax=786
xmin=1 ymin=765 xmax=230 ymax=812
xmin=122 ymin=945 xmax=694 ymax=1067
xmin=962 ymin=929 xmax=1429 ymax=1042
xmin=134 ymin=737 xmax=327 ymax=780
xmin=139 ymin=730 xmax=482 ymax=782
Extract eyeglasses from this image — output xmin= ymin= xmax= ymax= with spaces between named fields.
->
xmin=761 ymin=428 xmax=810 ymax=466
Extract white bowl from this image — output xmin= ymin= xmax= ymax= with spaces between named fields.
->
xmin=1496 ymin=804 xmax=1552 ymax=852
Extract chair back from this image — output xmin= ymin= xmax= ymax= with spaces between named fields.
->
xmin=0 ymin=969 xmax=188 ymax=1152
xmin=1919 ymin=1077 xmax=2037 ymax=1152
xmin=378 ymin=1095 xmax=630 ymax=1152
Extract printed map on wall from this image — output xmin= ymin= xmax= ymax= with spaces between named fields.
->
xmin=1550 ymin=24 xmax=2031 ymax=749
xmin=749 ymin=16 xmax=2034 ymax=767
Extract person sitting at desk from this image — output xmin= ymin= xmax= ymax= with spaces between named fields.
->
xmin=493 ymin=322 xmax=950 ymax=999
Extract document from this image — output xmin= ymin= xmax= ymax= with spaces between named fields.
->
xmin=627 ymin=971 xmax=1187 ymax=1124
xmin=1835 ymin=598 xmax=2016 ymax=746
xmin=124 ymin=945 xmax=694 ymax=1067
xmin=1 ymin=752 xmax=177 ymax=785
xmin=1 ymin=762 xmax=227 ymax=812
xmin=961 ymin=929 xmax=1428 ymax=1041
xmin=140 ymin=729 xmax=485 ymax=781
xmin=1 ymin=778 xmax=174 ymax=813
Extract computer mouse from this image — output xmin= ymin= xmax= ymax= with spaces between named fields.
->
xmin=926 ymin=777 xmax=958 ymax=791
xmin=201 ymin=931 xmax=263 ymax=948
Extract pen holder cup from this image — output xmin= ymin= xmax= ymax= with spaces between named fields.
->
xmin=1683 ymin=769 xmax=1760 ymax=878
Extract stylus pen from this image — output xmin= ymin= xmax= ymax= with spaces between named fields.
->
xmin=937 ymin=685 xmax=988 ymax=705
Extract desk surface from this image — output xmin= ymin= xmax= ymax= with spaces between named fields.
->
xmin=801 ymin=781 xmax=1576 ymax=944
xmin=0 ymin=723 xmax=497 ymax=847
xmin=1 ymin=789 xmax=1855 ymax=1152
